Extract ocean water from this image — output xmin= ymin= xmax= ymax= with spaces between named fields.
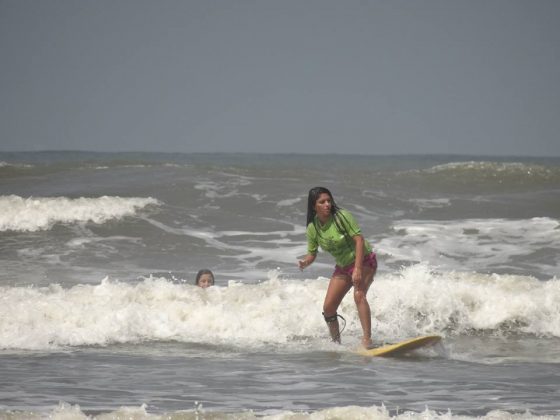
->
xmin=0 ymin=151 xmax=559 ymax=419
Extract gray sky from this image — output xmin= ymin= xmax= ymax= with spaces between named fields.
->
xmin=1 ymin=0 xmax=559 ymax=156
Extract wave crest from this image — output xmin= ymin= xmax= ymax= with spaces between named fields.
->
xmin=0 ymin=195 xmax=160 ymax=232
xmin=1 ymin=267 xmax=558 ymax=350
xmin=376 ymin=264 xmax=560 ymax=338
xmin=423 ymin=161 xmax=560 ymax=184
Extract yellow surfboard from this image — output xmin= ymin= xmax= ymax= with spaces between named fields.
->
xmin=357 ymin=335 xmax=442 ymax=357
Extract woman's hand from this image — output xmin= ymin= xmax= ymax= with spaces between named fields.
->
xmin=352 ymin=235 xmax=365 ymax=288
xmin=298 ymin=254 xmax=316 ymax=270
xmin=352 ymin=266 xmax=363 ymax=288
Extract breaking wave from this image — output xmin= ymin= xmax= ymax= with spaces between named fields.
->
xmin=1 ymin=265 xmax=558 ymax=351
xmin=0 ymin=195 xmax=160 ymax=232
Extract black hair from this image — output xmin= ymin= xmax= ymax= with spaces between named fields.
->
xmin=305 ymin=187 xmax=355 ymax=248
xmin=195 ymin=269 xmax=215 ymax=286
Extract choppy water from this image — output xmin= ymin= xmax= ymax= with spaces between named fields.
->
xmin=0 ymin=152 xmax=559 ymax=419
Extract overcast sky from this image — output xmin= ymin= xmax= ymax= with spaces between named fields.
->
xmin=1 ymin=0 xmax=559 ymax=156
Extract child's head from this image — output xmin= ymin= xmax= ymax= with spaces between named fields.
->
xmin=195 ymin=269 xmax=214 ymax=288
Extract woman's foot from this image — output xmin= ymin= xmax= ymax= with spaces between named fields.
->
xmin=361 ymin=337 xmax=374 ymax=349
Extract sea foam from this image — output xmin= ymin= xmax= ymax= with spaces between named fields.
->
xmin=423 ymin=161 xmax=559 ymax=182
xmin=1 ymin=265 xmax=558 ymax=351
xmin=378 ymin=217 xmax=560 ymax=278
xmin=3 ymin=402 xmax=558 ymax=420
xmin=375 ymin=264 xmax=560 ymax=339
xmin=0 ymin=195 xmax=160 ymax=232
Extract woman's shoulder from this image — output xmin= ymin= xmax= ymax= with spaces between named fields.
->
xmin=335 ymin=208 xmax=360 ymax=228
xmin=306 ymin=219 xmax=318 ymax=233
xmin=336 ymin=208 xmax=354 ymax=219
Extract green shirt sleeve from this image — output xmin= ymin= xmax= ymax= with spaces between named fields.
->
xmin=306 ymin=222 xmax=319 ymax=255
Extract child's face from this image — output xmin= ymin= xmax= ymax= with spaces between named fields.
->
xmin=197 ymin=274 xmax=214 ymax=288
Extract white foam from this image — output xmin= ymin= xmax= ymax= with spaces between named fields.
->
xmin=0 ymin=273 xmax=326 ymax=350
xmin=374 ymin=264 xmax=560 ymax=339
xmin=378 ymin=217 xmax=560 ymax=277
xmin=194 ymin=174 xmax=253 ymax=199
xmin=5 ymin=402 xmax=558 ymax=420
xmin=277 ymin=197 xmax=302 ymax=207
xmin=0 ymin=195 xmax=160 ymax=232
xmin=143 ymin=217 xmax=309 ymax=270
xmin=409 ymin=198 xmax=452 ymax=209
xmin=0 ymin=161 xmax=33 ymax=168
xmin=1 ymin=266 xmax=558 ymax=350
xmin=425 ymin=161 xmax=555 ymax=177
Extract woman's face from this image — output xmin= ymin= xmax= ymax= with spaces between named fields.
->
xmin=314 ymin=192 xmax=332 ymax=220
xmin=197 ymin=274 xmax=214 ymax=288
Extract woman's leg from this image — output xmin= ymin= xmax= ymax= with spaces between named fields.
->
xmin=323 ymin=275 xmax=352 ymax=343
xmin=354 ymin=265 xmax=376 ymax=347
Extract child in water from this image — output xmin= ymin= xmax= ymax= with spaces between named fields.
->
xmin=195 ymin=269 xmax=214 ymax=288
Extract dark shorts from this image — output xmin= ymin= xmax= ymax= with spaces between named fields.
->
xmin=333 ymin=252 xmax=377 ymax=278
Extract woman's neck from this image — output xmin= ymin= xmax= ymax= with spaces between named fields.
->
xmin=317 ymin=213 xmax=331 ymax=226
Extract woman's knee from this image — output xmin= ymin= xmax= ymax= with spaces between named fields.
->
xmin=353 ymin=289 xmax=368 ymax=305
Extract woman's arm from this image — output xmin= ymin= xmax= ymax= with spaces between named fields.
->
xmin=352 ymin=235 xmax=365 ymax=286
xmin=298 ymin=253 xmax=316 ymax=270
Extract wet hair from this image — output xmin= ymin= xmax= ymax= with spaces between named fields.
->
xmin=195 ymin=269 xmax=215 ymax=286
xmin=305 ymin=187 xmax=354 ymax=247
